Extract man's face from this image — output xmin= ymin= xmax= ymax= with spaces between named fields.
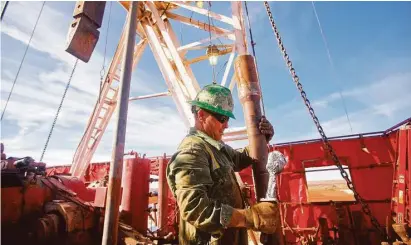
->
xmin=198 ymin=109 xmax=229 ymax=141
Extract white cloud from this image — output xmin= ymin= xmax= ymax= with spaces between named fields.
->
xmin=1 ymin=2 xmax=76 ymax=65
xmin=270 ymin=72 xmax=411 ymax=143
xmin=0 ymin=2 xmax=186 ymax=166
xmin=1 ymin=2 xmax=409 ymax=170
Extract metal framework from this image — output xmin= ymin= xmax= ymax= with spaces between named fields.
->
xmin=390 ymin=124 xmax=411 ymax=226
xmin=70 ymin=2 xmax=250 ymax=178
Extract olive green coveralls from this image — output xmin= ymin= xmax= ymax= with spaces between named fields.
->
xmin=167 ymin=128 xmax=255 ymax=245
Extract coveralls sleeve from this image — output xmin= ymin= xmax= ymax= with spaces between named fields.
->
xmin=224 ymin=145 xmax=256 ymax=172
xmin=167 ymin=142 xmax=234 ymax=234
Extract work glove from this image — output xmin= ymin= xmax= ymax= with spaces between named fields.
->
xmin=245 ymin=202 xmax=280 ymax=234
xmin=259 ymin=116 xmax=274 ymax=142
xmin=228 ymin=202 xmax=280 ymax=234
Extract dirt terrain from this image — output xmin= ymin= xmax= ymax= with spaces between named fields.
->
xmin=307 ymin=179 xmax=356 ymax=202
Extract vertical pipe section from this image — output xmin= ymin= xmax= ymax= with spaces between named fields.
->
xmin=235 ymin=55 xmax=283 ymax=244
xmin=120 ymin=159 xmax=134 ymax=221
xmin=234 ymin=54 xmax=268 ymax=201
xmin=101 ymin=2 xmax=138 ymax=245
xmin=120 ymin=157 xmax=150 ymax=233
xmin=157 ymin=155 xmax=168 ymax=235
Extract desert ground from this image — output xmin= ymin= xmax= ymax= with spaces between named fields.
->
xmin=307 ymin=179 xmax=356 ymax=202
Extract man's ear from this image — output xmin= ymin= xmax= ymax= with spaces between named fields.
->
xmin=197 ymin=109 xmax=206 ymax=122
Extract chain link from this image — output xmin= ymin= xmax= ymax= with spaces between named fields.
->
xmin=263 ymin=1 xmax=387 ymax=241
xmin=40 ymin=59 xmax=78 ymax=162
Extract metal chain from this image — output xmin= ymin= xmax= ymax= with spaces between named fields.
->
xmin=40 ymin=59 xmax=79 ymax=162
xmin=263 ymin=1 xmax=387 ymax=240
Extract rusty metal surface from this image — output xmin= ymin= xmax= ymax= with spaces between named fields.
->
xmin=234 ymin=54 xmax=269 ymax=202
xmin=65 ymin=1 xmax=106 ymax=63
xmin=239 ymin=132 xmax=398 ymax=244
xmin=43 ymin=131 xmax=400 ymax=244
xmin=72 ymin=1 xmax=106 ymax=28
xmin=1 ymin=173 xmax=97 ymax=245
xmin=39 ymin=120 xmax=409 ymax=244
xmin=234 ymin=54 xmax=282 ymax=245
xmin=36 ymin=213 xmax=61 ymax=243
xmin=264 ymin=1 xmax=391 ymax=241
xmin=65 ymin=16 xmax=100 ymax=63
xmin=1 ymin=174 xmax=52 ymax=224
xmin=44 ymin=201 xmax=95 ymax=233
xmin=390 ymin=125 xmax=410 ymax=225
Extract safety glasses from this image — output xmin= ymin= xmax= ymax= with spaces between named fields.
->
xmin=203 ymin=109 xmax=229 ymax=124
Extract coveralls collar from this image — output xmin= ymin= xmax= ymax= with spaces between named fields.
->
xmin=189 ymin=127 xmax=225 ymax=150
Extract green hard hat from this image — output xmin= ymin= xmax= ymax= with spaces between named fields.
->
xmin=189 ymin=84 xmax=235 ymax=119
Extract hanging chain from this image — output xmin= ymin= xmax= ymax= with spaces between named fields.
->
xmin=40 ymin=59 xmax=79 ymax=162
xmin=263 ymin=1 xmax=387 ymax=240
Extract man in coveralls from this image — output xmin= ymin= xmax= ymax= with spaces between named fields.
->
xmin=167 ymin=84 xmax=280 ymax=245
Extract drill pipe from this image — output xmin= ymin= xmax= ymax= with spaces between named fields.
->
xmin=234 ymin=54 xmax=268 ymax=201
xmin=234 ymin=55 xmax=284 ymax=245
xmin=101 ymin=2 xmax=138 ymax=245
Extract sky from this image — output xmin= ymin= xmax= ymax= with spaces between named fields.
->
xmin=1 ymin=1 xmax=410 ymax=171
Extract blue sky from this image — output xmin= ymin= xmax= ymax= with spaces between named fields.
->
xmin=1 ymin=1 xmax=410 ymax=167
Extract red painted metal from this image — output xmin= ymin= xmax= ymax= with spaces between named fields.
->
xmin=92 ymin=187 xmax=107 ymax=208
xmin=45 ymin=157 xmax=152 ymax=234
xmin=46 ymin=162 xmax=110 ymax=184
xmin=41 ymin=120 xmax=411 ymax=244
xmin=120 ymin=157 xmax=150 ymax=234
xmin=157 ymin=154 xmax=172 ymax=235
xmin=408 ymin=125 xmax=411 ymax=222
xmin=119 ymin=159 xmax=134 ymax=213
xmin=47 ymin=165 xmax=70 ymax=176
xmin=390 ymin=124 xmax=411 ymax=227
xmin=1 ymin=176 xmax=53 ymax=224
xmin=237 ymin=131 xmax=397 ymax=244
xmin=54 ymin=175 xmax=96 ymax=202
xmin=1 ymin=187 xmax=23 ymax=223
xmin=87 ymin=162 xmax=110 ymax=183
xmin=44 ymin=133 xmax=397 ymax=243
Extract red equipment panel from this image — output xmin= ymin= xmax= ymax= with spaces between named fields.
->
xmin=45 ymin=125 xmax=410 ymax=244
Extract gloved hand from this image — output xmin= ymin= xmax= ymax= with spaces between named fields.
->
xmin=245 ymin=202 xmax=280 ymax=234
xmin=259 ymin=116 xmax=274 ymax=142
xmin=228 ymin=202 xmax=280 ymax=234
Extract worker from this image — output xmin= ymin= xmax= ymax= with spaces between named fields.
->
xmin=167 ymin=84 xmax=280 ymax=245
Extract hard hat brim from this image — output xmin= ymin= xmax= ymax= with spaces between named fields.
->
xmin=188 ymin=100 xmax=236 ymax=119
